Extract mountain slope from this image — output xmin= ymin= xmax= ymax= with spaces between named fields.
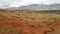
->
xmin=5 ymin=4 xmax=60 ymax=10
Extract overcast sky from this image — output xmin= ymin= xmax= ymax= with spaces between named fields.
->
xmin=0 ymin=0 xmax=60 ymax=9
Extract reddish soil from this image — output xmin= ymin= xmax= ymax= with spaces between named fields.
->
xmin=0 ymin=11 xmax=59 ymax=34
xmin=0 ymin=15 xmax=54 ymax=34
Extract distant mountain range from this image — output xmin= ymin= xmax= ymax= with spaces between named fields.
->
xmin=5 ymin=3 xmax=60 ymax=10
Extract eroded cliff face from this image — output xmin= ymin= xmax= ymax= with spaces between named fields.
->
xmin=0 ymin=11 xmax=60 ymax=34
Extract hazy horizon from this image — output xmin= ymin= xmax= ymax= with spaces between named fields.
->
xmin=0 ymin=0 xmax=60 ymax=9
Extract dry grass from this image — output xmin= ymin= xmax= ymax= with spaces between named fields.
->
xmin=0 ymin=10 xmax=60 ymax=34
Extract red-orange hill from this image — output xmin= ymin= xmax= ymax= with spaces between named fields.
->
xmin=0 ymin=12 xmax=53 ymax=34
